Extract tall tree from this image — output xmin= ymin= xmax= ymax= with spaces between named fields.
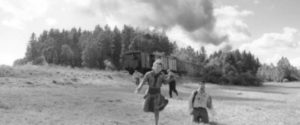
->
xmin=61 ymin=44 xmax=74 ymax=66
xmin=25 ymin=33 xmax=39 ymax=61
xmin=121 ymin=25 xmax=135 ymax=56
xmin=81 ymin=39 xmax=101 ymax=68
xmin=277 ymin=57 xmax=300 ymax=81
xmin=112 ymin=27 xmax=122 ymax=69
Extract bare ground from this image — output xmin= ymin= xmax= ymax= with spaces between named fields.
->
xmin=0 ymin=65 xmax=300 ymax=125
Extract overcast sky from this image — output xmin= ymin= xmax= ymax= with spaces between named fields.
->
xmin=0 ymin=0 xmax=300 ymax=67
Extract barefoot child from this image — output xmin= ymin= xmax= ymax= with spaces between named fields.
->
xmin=188 ymin=82 xmax=215 ymax=124
xmin=135 ymin=59 xmax=169 ymax=125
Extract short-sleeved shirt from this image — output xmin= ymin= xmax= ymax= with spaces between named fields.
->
xmin=193 ymin=91 xmax=212 ymax=109
xmin=142 ymin=71 xmax=167 ymax=89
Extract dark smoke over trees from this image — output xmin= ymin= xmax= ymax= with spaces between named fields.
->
xmin=81 ymin=0 xmax=228 ymax=45
xmin=136 ymin=0 xmax=228 ymax=44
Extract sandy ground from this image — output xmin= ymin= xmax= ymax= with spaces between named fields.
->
xmin=0 ymin=65 xmax=300 ymax=125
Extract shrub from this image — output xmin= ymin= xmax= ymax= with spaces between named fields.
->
xmin=239 ymin=72 xmax=262 ymax=86
xmin=32 ymin=56 xmax=47 ymax=65
xmin=13 ymin=58 xmax=28 ymax=66
xmin=0 ymin=65 xmax=15 ymax=77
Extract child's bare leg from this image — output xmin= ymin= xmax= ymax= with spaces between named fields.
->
xmin=154 ymin=111 xmax=159 ymax=125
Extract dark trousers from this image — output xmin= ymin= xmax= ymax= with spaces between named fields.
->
xmin=192 ymin=107 xmax=209 ymax=123
xmin=169 ymin=81 xmax=178 ymax=98
xmin=135 ymin=78 xmax=140 ymax=86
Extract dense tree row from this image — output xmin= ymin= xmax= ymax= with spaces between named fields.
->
xmin=172 ymin=45 xmax=207 ymax=65
xmin=202 ymin=50 xmax=262 ymax=86
xmin=257 ymin=57 xmax=300 ymax=82
xmin=15 ymin=25 xmax=175 ymax=69
xmin=16 ymin=24 xmax=300 ymax=86
xmin=172 ymin=46 xmax=262 ymax=86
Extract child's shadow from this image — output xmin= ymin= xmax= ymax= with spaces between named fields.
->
xmin=209 ymin=121 xmax=226 ymax=125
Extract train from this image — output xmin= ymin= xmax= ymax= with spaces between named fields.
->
xmin=122 ymin=51 xmax=202 ymax=76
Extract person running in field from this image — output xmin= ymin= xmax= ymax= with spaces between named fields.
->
xmin=188 ymin=82 xmax=215 ymax=124
xmin=135 ymin=59 xmax=169 ymax=125
xmin=167 ymin=69 xmax=178 ymax=98
xmin=132 ymin=69 xmax=143 ymax=86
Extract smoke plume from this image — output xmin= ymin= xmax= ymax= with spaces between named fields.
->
xmin=76 ymin=0 xmax=228 ymax=45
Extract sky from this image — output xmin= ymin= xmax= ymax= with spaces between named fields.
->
xmin=0 ymin=0 xmax=300 ymax=67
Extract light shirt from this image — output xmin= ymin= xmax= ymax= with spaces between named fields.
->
xmin=193 ymin=91 xmax=210 ymax=108
xmin=133 ymin=71 xmax=143 ymax=79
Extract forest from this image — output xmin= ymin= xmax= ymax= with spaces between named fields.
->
xmin=14 ymin=25 xmax=300 ymax=86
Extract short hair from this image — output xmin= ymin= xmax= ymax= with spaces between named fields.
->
xmin=153 ymin=59 xmax=163 ymax=66
xmin=199 ymin=81 xmax=205 ymax=86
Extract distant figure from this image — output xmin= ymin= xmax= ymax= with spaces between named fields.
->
xmin=132 ymin=69 xmax=143 ymax=86
xmin=282 ymin=78 xmax=289 ymax=83
xmin=188 ymin=82 xmax=215 ymax=124
xmin=167 ymin=69 xmax=178 ymax=98
xmin=135 ymin=59 xmax=169 ymax=125
xmin=104 ymin=59 xmax=116 ymax=70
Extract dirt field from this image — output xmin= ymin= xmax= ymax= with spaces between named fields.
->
xmin=0 ymin=65 xmax=300 ymax=125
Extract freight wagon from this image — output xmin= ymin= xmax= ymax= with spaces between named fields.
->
xmin=122 ymin=51 xmax=201 ymax=76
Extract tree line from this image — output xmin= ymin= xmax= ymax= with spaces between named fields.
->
xmin=14 ymin=24 xmax=300 ymax=86
xmin=14 ymin=25 xmax=175 ymax=69
xmin=257 ymin=57 xmax=300 ymax=82
xmin=177 ymin=48 xmax=262 ymax=86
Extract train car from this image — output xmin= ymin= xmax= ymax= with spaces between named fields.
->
xmin=122 ymin=51 xmax=177 ymax=74
xmin=122 ymin=51 xmax=201 ymax=76
xmin=152 ymin=52 xmax=177 ymax=72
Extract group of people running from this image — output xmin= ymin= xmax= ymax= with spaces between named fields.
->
xmin=134 ymin=59 xmax=215 ymax=125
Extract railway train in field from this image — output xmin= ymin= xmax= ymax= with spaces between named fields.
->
xmin=122 ymin=51 xmax=202 ymax=76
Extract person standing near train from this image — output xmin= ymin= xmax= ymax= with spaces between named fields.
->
xmin=167 ymin=69 xmax=179 ymax=98
xmin=135 ymin=59 xmax=169 ymax=125
xmin=132 ymin=69 xmax=143 ymax=86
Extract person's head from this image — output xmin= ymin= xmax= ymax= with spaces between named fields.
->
xmin=152 ymin=59 xmax=163 ymax=74
xmin=197 ymin=82 xmax=206 ymax=94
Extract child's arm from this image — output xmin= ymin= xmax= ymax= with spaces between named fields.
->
xmin=135 ymin=73 xmax=149 ymax=93
xmin=208 ymin=96 xmax=217 ymax=117
xmin=207 ymin=96 xmax=212 ymax=109
xmin=188 ymin=90 xmax=196 ymax=114
xmin=161 ymin=73 xmax=169 ymax=85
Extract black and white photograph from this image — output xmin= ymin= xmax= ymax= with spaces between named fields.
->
xmin=0 ymin=0 xmax=300 ymax=125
